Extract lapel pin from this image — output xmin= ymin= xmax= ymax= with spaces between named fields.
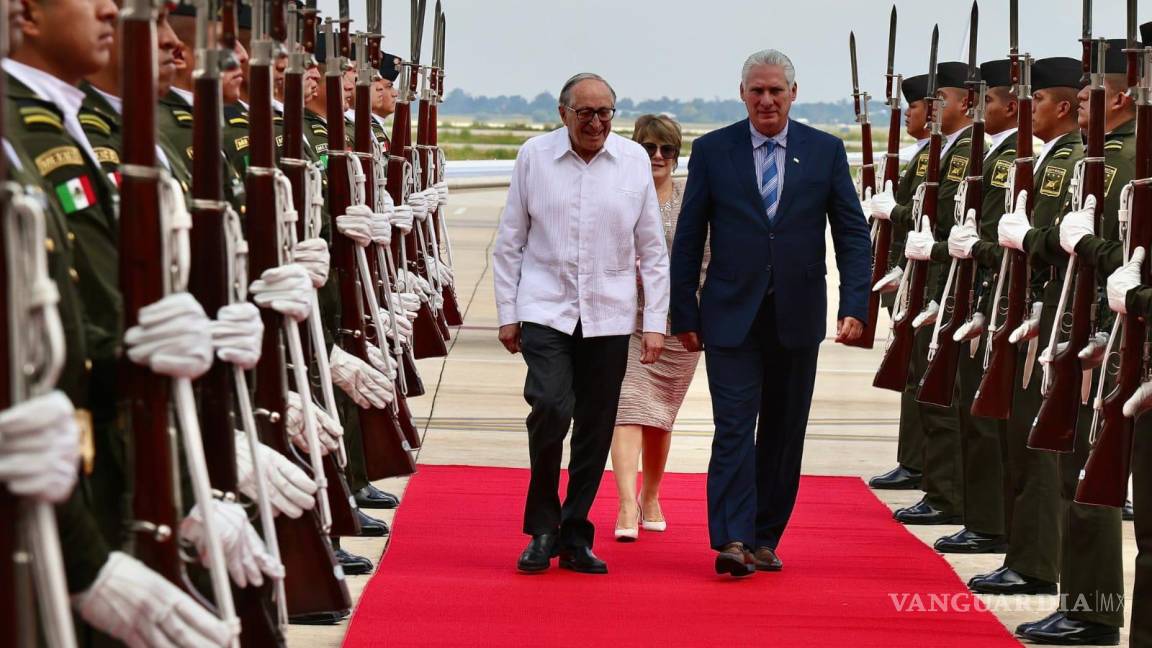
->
xmin=793 ymin=157 xmax=800 ymax=164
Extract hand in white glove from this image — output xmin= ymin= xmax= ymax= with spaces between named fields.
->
xmin=391 ymin=291 xmax=422 ymax=314
xmin=1123 ymin=381 xmax=1152 ymax=417
xmin=74 ymin=552 xmax=237 ymax=648
xmin=872 ymin=266 xmax=903 ymax=294
xmin=397 ymin=270 xmax=433 ymax=298
xmin=858 ymin=186 xmax=873 ymax=218
xmin=210 ymin=302 xmax=263 ymax=369
xmin=391 ymin=204 xmax=414 ymax=234
xmin=1009 ymin=302 xmax=1043 ymax=344
xmin=434 ymin=181 xmax=449 ymax=207
xmin=1059 ymin=195 xmax=1097 ymax=255
xmin=250 ymin=264 xmax=313 ymax=322
xmin=380 ymin=307 xmax=414 ymax=344
xmin=1039 ymin=341 xmax=1069 ymax=368
xmin=427 ymin=255 xmax=455 ymax=285
xmin=365 ymin=342 xmax=399 ymax=380
xmin=1077 ymin=331 xmax=1110 ymax=370
xmin=998 ymin=190 xmax=1031 ymax=252
xmin=1108 ymin=246 xmax=1144 ymax=315
xmin=179 ymin=500 xmax=284 ymax=588
xmin=292 ymin=237 xmax=330 ymax=288
xmin=948 ymin=209 xmax=980 ymax=259
xmin=330 ymin=346 xmax=395 ymax=409
xmin=408 ymin=191 xmax=429 ymax=222
xmin=423 ymin=186 xmax=440 ymax=212
xmin=124 ymin=292 xmax=214 ymax=379
xmin=870 ymin=180 xmax=896 ymax=221
xmin=337 ymin=205 xmax=374 ymax=247
xmin=953 ymin=312 xmax=987 ymax=343
xmin=371 ymin=209 xmax=393 ymax=246
xmin=234 ymin=431 xmax=317 ymax=519
xmin=285 ymin=391 xmax=342 ymax=455
xmin=904 ymin=217 xmax=935 ymax=261
xmin=0 ymin=391 xmax=78 ymax=503
xmin=912 ymin=300 xmax=940 ymax=329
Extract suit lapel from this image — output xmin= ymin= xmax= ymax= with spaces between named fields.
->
xmin=774 ymin=120 xmax=807 ymax=228
xmin=728 ymin=120 xmax=768 ymax=225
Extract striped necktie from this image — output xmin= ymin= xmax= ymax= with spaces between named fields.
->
xmin=760 ymin=139 xmax=780 ymax=222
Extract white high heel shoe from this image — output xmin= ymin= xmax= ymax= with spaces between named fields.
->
xmin=614 ymin=506 xmax=639 ymax=542
xmin=640 ymin=501 xmax=667 ymax=532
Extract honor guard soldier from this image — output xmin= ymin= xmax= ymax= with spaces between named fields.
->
xmin=369 ymin=50 xmax=400 ymax=152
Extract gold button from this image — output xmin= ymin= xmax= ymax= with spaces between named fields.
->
xmin=67 ymin=231 xmax=76 ymax=242
xmin=84 ymin=359 xmax=92 ymax=371
xmin=45 ymin=238 xmax=55 ymax=253
xmin=69 ymin=268 xmax=79 ymax=283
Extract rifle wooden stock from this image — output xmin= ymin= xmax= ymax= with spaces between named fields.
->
xmin=249 ymin=46 xmax=350 ymax=619
xmin=429 ymin=78 xmax=463 ymax=326
xmin=918 ymin=120 xmax=985 ymax=407
xmin=1077 ymin=96 xmax=1152 ymax=506
xmin=400 ymin=348 xmax=425 ymax=396
xmin=1028 ymin=83 xmax=1106 ymax=453
xmin=873 ymin=133 xmax=942 ymax=392
xmin=417 ymin=81 xmax=462 ymax=327
xmin=845 ymin=115 xmax=882 ymax=349
xmin=0 ymin=50 xmax=20 ymax=643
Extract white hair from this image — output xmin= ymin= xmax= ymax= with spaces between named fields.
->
xmin=559 ymin=73 xmax=617 ymax=106
xmin=741 ymin=49 xmax=796 ymax=86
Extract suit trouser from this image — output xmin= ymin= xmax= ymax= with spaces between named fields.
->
xmin=1132 ymin=417 xmax=1152 ymax=648
xmin=703 ymin=295 xmax=820 ymax=551
xmin=956 ymin=339 xmax=1006 ymax=535
xmin=520 ymin=321 xmax=630 ymax=549
xmin=1002 ymin=350 xmax=1062 ymax=582
xmin=1055 ymin=403 xmax=1124 ymax=628
xmin=913 ymin=324 xmax=964 ymax=515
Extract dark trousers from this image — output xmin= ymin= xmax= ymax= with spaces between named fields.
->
xmin=1132 ymin=416 xmax=1152 ymax=647
xmin=703 ymin=296 xmax=820 ymax=551
xmin=520 ymin=321 xmax=630 ymax=549
xmin=957 ymin=341 xmax=1006 ymax=535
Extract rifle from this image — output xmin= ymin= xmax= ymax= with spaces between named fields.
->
xmin=187 ymin=2 xmax=288 ymax=640
xmin=1 ymin=3 xmax=78 ymax=639
xmin=1027 ymin=27 xmax=1108 ymax=453
xmin=873 ymin=26 xmax=942 ymax=392
xmin=972 ymin=0 xmax=1033 ymax=419
xmin=387 ymin=0 xmax=449 ymax=359
xmin=246 ymin=0 xmax=351 ymax=617
xmin=323 ymin=18 xmax=417 ymax=480
xmin=1077 ymin=3 xmax=1150 ymax=506
xmin=918 ymin=1 xmax=984 ymax=407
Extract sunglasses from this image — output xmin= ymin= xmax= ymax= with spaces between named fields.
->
xmin=641 ymin=143 xmax=679 ymax=160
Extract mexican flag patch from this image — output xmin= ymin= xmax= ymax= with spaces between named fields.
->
xmin=55 ymin=176 xmax=96 ymax=213
xmin=107 ymin=171 xmax=121 ymax=188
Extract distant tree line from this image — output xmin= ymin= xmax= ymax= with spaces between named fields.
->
xmin=441 ymin=88 xmax=889 ymax=125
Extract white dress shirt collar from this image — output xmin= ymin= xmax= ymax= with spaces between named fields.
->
xmin=940 ymin=125 xmax=970 ymax=159
xmin=1037 ymin=131 xmax=1077 ymax=165
xmin=986 ymin=128 xmax=1018 ymax=160
xmin=272 ymin=98 xmax=285 ymax=115
xmin=170 ymin=86 xmax=194 ymax=106
xmin=88 ymin=85 xmax=172 ymax=172
xmin=552 ymin=126 xmax=620 ymax=163
xmin=749 ymin=120 xmax=789 ymax=150
xmin=2 ymin=59 xmax=99 ymax=167
xmin=372 ymin=113 xmax=387 ymax=129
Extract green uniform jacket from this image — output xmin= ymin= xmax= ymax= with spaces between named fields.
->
xmin=924 ymin=126 xmax=974 ymax=300
xmin=222 ymin=102 xmax=251 ymax=180
xmin=1074 ymin=117 xmax=1138 ymax=276
xmin=158 ymin=89 xmax=247 ymax=212
xmin=971 ymin=132 xmax=1017 ymax=315
xmin=370 ymin=116 xmax=389 ymax=153
xmin=1023 ymin=131 xmax=1084 ymax=306
xmin=886 ymin=140 xmax=931 ymax=269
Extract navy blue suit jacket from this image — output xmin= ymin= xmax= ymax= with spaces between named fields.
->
xmin=669 ymin=118 xmax=872 ymax=349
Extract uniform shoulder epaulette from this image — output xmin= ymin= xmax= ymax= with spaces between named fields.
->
xmin=954 ymin=137 xmax=972 ymax=148
xmin=16 ymin=101 xmax=64 ymax=132
xmin=1104 ymin=140 xmax=1125 ymax=152
xmin=311 ymin=123 xmax=328 ymax=137
xmin=170 ymin=108 xmax=194 ymax=124
xmin=273 ymin=115 xmax=284 ymax=124
xmin=78 ymin=112 xmax=112 ymax=136
xmin=227 ymin=115 xmax=249 ymax=127
xmin=1000 ymin=148 xmax=1016 ymax=157
xmin=1052 ymin=148 xmax=1074 ymax=160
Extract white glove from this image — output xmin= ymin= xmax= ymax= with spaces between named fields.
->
xmin=423 ymin=186 xmax=440 ymax=212
xmin=1059 ymin=195 xmax=1097 ymax=255
xmin=330 ymin=345 xmax=395 ymax=408
xmin=872 ymin=266 xmax=903 ymax=294
xmin=408 ymin=191 xmax=429 ymax=223
xmin=179 ymin=500 xmax=283 ymax=588
xmin=948 ymin=209 xmax=979 ymax=259
xmin=292 ymin=237 xmax=330 ymax=288
xmin=904 ymin=217 xmax=935 ymax=261
xmin=912 ymin=300 xmax=940 ymax=329
xmin=250 ymin=264 xmax=313 ymax=322
xmin=365 ymin=342 xmax=399 ymax=380
xmin=391 ymin=291 xmax=421 ymax=313
xmin=434 ymin=181 xmax=449 ymax=208
xmin=870 ymin=180 xmax=896 ymax=221
xmin=1039 ymin=341 xmax=1068 ymax=367
xmin=210 ymin=302 xmax=263 ymax=370
xmin=74 ymin=552 xmax=237 ymax=648
xmin=1108 ymin=246 xmax=1144 ymax=315
xmin=427 ymin=255 xmax=455 ymax=285
xmin=124 ymin=292 xmax=214 ymax=379
xmin=285 ymin=391 xmax=342 ymax=455
xmin=1009 ymin=302 xmax=1043 ymax=344
xmin=371 ymin=209 xmax=393 ymax=246
xmin=383 ymin=310 xmax=413 ymax=344
xmin=337 ymin=205 xmax=374 ymax=247
xmin=1123 ymin=381 xmax=1152 ymax=417
xmin=1077 ymin=331 xmax=1110 ymax=370
xmin=998 ymin=190 xmax=1031 ymax=252
xmin=858 ymin=186 xmax=873 ymax=218
xmin=0 ymin=391 xmax=78 ymax=503
xmin=953 ymin=312 xmax=986 ymax=343
xmin=234 ymin=431 xmax=317 ymax=519
xmin=397 ymin=269 xmax=433 ymax=298
xmin=392 ymin=204 xmax=414 ymax=234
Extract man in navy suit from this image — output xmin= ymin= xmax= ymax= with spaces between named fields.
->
xmin=670 ymin=49 xmax=871 ymax=577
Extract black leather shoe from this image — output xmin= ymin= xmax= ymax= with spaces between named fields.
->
xmin=516 ymin=534 xmax=557 ymax=573
xmin=355 ymin=485 xmax=400 ymax=509
xmin=868 ymin=465 xmax=923 ymax=490
xmin=1015 ymin=612 xmax=1120 ymax=645
xmin=1123 ymin=500 xmax=1135 ymax=521
xmin=933 ymin=528 xmax=1008 ymax=554
xmin=289 ymin=610 xmax=350 ymax=625
xmin=749 ymin=546 xmax=783 ymax=571
xmin=558 ymin=546 xmax=607 ymax=574
xmin=968 ymin=566 xmax=1057 ymax=595
xmin=714 ymin=543 xmax=755 ymax=578
xmin=334 ymin=548 xmax=374 ymax=575
xmin=893 ymin=499 xmax=961 ymax=525
xmin=356 ymin=509 xmax=390 ymax=537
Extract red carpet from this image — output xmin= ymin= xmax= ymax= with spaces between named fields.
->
xmin=343 ymin=466 xmax=1019 ymax=647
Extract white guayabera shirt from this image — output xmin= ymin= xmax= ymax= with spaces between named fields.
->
xmin=493 ymin=127 xmax=670 ymax=338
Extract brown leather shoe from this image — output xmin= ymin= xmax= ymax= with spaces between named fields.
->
xmin=750 ymin=546 xmax=783 ymax=571
xmin=714 ymin=542 xmax=755 ymax=577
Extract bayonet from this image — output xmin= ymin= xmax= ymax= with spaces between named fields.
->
xmin=432 ymin=0 xmax=443 ymax=69
xmin=439 ymin=13 xmax=446 ymax=70
xmin=927 ymin=25 xmax=939 ymax=99
xmin=1082 ymin=0 xmax=1093 ymax=78
xmin=1009 ymin=0 xmax=1019 ymax=86
xmin=967 ymin=1 xmax=978 ymax=77
xmin=411 ymin=0 xmax=428 ymax=64
xmin=1126 ymin=0 xmax=1139 ymax=90
xmin=338 ymin=0 xmax=351 ymax=59
xmin=850 ymin=32 xmax=860 ymax=114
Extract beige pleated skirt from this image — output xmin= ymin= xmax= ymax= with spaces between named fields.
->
xmin=614 ymin=331 xmax=700 ymax=432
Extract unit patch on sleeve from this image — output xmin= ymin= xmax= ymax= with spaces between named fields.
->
xmin=946 ymin=156 xmax=969 ymax=183
xmin=991 ymin=159 xmax=1011 ymax=189
xmin=93 ymin=147 xmax=120 ymax=166
xmin=54 ymin=176 xmax=97 ymax=213
xmin=915 ymin=155 xmax=929 ymax=178
xmin=1040 ymin=165 xmax=1068 ymax=198
xmin=1104 ymin=165 xmax=1117 ymax=197
xmin=35 ymin=146 xmax=84 ymax=176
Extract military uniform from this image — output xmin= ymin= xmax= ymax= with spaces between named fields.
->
xmin=157 ymin=89 xmax=246 ymax=211
xmin=222 ymin=101 xmax=251 ymax=180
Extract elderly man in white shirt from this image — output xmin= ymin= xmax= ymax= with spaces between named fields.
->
xmin=493 ymin=73 xmax=669 ymax=575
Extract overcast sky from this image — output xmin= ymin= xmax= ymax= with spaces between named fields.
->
xmin=317 ymin=0 xmax=1141 ymax=103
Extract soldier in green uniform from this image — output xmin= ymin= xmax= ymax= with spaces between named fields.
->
xmin=369 ymin=50 xmax=400 ymax=153
xmin=931 ymin=59 xmax=1016 ymax=553
xmin=867 ymin=73 xmax=930 ymax=491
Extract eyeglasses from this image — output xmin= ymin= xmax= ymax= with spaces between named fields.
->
xmin=564 ymin=105 xmax=616 ymax=122
xmin=641 ymin=143 xmax=679 ymax=160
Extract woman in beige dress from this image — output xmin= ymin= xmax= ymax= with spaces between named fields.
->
xmin=612 ymin=115 xmax=707 ymax=540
